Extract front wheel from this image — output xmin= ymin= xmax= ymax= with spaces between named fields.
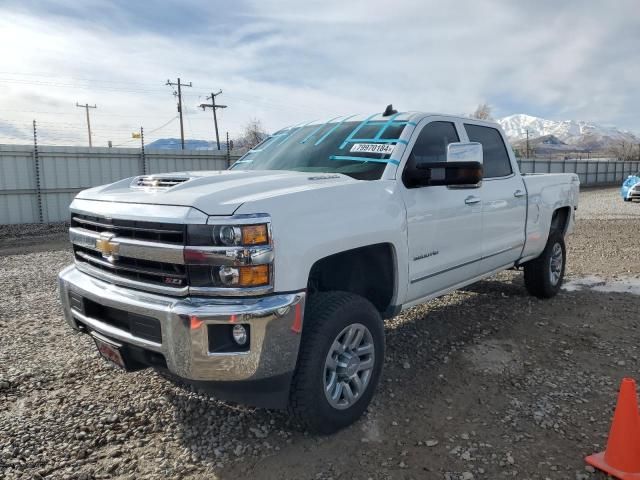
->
xmin=523 ymin=231 xmax=566 ymax=298
xmin=289 ymin=291 xmax=384 ymax=434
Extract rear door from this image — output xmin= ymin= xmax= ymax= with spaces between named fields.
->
xmin=401 ymin=118 xmax=484 ymax=303
xmin=463 ymin=123 xmax=526 ymax=272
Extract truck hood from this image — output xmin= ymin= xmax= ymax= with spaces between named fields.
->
xmin=76 ymin=170 xmax=358 ymax=216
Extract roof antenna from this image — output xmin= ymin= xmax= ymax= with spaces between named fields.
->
xmin=383 ymin=104 xmax=397 ymax=116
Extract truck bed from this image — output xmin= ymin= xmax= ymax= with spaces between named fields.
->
xmin=520 ymin=172 xmax=580 ymax=261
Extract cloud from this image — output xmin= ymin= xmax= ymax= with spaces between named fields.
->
xmin=0 ymin=120 xmax=31 ymax=142
xmin=0 ymin=0 xmax=638 ymax=147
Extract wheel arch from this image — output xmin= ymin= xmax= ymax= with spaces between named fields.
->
xmin=550 ymin=206 xmax=572 ymax=236
xmin=306 ymin=242 xmax=399 ymax=318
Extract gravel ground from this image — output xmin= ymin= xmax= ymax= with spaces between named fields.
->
xmin=1 ymin=186 xmax=639 ymax=480
xmin=0 ymin=222 xmax=70 ymax=256
xmin=575 ymin=185 xmax=637 ymax=220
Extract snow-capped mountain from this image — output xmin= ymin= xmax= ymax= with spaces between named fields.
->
xmin=497 ymin=114 xmax=638 ymax=150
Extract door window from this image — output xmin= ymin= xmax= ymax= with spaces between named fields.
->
xmin=463 ymin=124 xmax=512 ymax=178
xmin=402 ymin=121 xmax=459 ymax=187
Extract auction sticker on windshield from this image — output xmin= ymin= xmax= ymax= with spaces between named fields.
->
xmin=350 ymin=143 xmax=395 ymax=155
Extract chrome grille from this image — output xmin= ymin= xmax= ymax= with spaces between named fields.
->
xmin=70 ymin=214 xmax=188 ymax=294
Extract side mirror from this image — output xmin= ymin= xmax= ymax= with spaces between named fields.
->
xmin=404 ymin=142 xmax=483 ymax=188
xmin=447 ymin=142 xmax=483 ymax=164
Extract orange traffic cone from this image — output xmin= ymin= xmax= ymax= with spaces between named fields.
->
xmin=586 ymin=378 xmax=640 ymax=479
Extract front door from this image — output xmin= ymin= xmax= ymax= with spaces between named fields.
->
xmin=401 ymin=119 xmax=484 ymax=303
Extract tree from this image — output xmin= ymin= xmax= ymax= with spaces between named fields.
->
xmin=470 ymin=103 xmax=493 ymax=120
xmin=236 ymin=119 xmax=268 ymax=151
xmin=609 ymin=141 xmax=639 ymax=161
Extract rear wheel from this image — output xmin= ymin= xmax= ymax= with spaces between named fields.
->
xmin=289 ymin=291 xmax=384 ymax=434
xmin=523 ymin=231 xmax=566 ymax=299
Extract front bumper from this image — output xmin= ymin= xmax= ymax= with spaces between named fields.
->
xmin=58 ymin=265 xmax=305 ymax=384
xmin=627 ymin=189 xmax=640 ymax=200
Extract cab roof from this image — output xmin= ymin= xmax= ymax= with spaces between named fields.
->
xmin=277 ymin=111 xmax=501 ymax=132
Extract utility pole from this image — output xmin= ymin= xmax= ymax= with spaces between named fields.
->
xmin=132 ymin=127 xmax=146 ymax=174
xmin=166 ymin=78 xmax=192 ymax=150
xmin=76 ymin=102 xmax=97 ymax=147
xmin=525 ymin=129 xmax=530 ymax=159
xmin=199 ymin=90 xmax=227 ymax=150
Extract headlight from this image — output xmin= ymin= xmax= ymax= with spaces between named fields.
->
xmin=188 ymin=223 xmax=269 ymax=246
xmin=185 ymin=217 xmax=273 ymax=293
xmin=215 ymin=225 xmax=242 ymax=245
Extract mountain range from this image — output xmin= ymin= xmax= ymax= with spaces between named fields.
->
xmin=497 ymin=114 xmax=639 ymax=152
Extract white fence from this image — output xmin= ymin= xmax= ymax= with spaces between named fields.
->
xmin=517 ymin=158 xmax=640 ymax=185
xmin=0 ymin=145 xmax=238 ymax=225
xmin=0 ymin=145 xmax=638 ymax=225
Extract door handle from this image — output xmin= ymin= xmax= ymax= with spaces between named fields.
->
xmin=464 ymin=195 xmax=481 ymax=205
xmin=514 ymin=189 xmax=526 ymax=198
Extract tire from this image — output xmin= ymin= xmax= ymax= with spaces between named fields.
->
xmin=624 ymin=197 xmax=631 ymax=202
xmin=523 ymin=231 xmax=566 ymax=299
xmin=289 ymin=291 xmax=384 ymax=434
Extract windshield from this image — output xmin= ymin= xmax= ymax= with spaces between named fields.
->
xmin=230 ymin=117 xmax=409 ymax=180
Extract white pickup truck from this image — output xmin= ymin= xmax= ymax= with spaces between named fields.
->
xmin=59 ymin=108 xmax=579 ymax=433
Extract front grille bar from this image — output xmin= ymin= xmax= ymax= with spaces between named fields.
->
xmin=72 ymin=216 xmax=184 ymax=235
xmin=69 ymin=227 xmax=185 ymax=264
xmin=75 ymin=250 xmax=186 ymax=280
xmin=71 ymin=214 xmax=185 ymax=245
xmin=75 ymin=261 xmax=189 ymax=296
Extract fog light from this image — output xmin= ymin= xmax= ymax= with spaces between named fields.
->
xmin=232 ymin=324 xmax=248 ymax=346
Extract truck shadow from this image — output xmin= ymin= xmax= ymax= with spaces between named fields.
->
xmin=160 ymin=271 xmax=537 ymax=474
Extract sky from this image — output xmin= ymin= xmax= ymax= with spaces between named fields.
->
xmin=0 ymin=0 xmax=638 ymax=147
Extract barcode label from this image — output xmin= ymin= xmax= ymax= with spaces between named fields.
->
xmin=349 ymin=143 xmax=395 ymax=155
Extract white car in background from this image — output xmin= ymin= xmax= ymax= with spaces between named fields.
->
xmin=621 ymin=173 xmax=640 ymax=201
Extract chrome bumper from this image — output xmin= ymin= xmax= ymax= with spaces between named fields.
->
xmin=58 ymin=265 xmax=305 ymax=382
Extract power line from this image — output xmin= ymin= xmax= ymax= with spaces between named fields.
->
xmin=146 ymin=115 xmax=179 ymax=135
xmin=166 ymin=78 xmax=192 ymax=150
xmin=199 ymin=90 xmax=227 ymax=150
xmin=76 ymin=102 xmax=97 ymax=147
xmin=0 ymin=77 xmax=165 ymax=94
xmin=0 ymin=109 xmax=140 ymax=118
xmin=110 ymin=116 xmax=178 ymax=147
xmin=0 ymin=75 xmax=329 ymax=116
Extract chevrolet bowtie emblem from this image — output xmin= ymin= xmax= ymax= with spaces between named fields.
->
xmin=95 ymin=232 xmax=119 ymax=261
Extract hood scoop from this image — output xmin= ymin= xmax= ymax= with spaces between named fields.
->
xmin=131 ymin=175 xmax=191 ymax=190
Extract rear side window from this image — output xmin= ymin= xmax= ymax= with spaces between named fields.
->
xmin=464 ymin=124 xmax=513 ymax=178
xmin=407 ymin=121 xmax=459 ymax=166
